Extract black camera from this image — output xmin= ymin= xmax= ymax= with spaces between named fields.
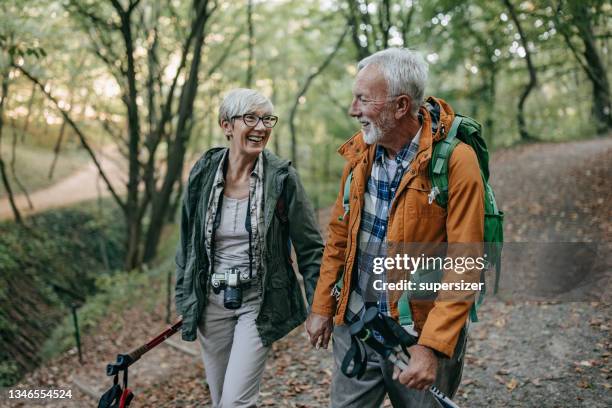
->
xmin=211 ymin=268 xmax=251 ymax=309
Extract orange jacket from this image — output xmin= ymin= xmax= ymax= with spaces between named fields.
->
xmin=311 ymin=97 xmax=484 ymax=358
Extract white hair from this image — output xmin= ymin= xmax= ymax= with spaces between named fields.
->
xmin=218 ymin=88 xmax=274 ymax=124
xmin=357 ymin=48 xmax=428 ymax=115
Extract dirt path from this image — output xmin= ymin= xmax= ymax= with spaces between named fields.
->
xmin=454 ymin=137 xmax=612 ymax=407
xmin=0 ymin=145 xmax=125 ymax=220
xmin=6 ymin=137 xmax=612 ymax=407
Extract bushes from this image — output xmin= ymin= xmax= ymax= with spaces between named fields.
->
xmin=0 ymin=203 xmax=125 ymax=386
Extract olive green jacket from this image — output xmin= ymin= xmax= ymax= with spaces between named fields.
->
xmin=175 ymin=148 xmax=324 ymax=345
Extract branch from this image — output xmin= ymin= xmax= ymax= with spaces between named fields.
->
xmin=206 ymin=29 xmax=242 ymax=76
xmin=128 ymin=0 xmax=142 ymax=14
xmin=16 ymin=66 xmax=126 ymax=211
xmin=67 ymin=0 xmax=120 ymax=30
xmin=109 ymin=0 xmax=126 ymax=17
xmin=288 ymin=27 xmax=349 ymax=167
xmin=9 ymin=118 xmax=33 ymax=208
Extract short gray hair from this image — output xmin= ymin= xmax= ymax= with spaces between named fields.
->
xmin=218 ymin=88 xmax=274 ymax=124
xmin=357 ymin=48 xmax=428 ymax=115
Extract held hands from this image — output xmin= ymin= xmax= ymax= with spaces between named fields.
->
xmin=392 ymin=344 xmax=438 ymax=391
xmin=305 ymin=312 xmax=334 ymax=349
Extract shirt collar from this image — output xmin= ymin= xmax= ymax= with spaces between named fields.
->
xmin=214 ymin=148 xmax=264 ymax=187
xmin=374 ymin=126 xmax=422 ymax=166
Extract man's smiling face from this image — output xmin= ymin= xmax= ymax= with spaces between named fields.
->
xmin=349 ymin=64 xmax=395 ymax=145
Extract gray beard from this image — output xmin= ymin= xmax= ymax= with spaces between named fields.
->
xmin=362 ymin=124 xmax=382 ymax=145
xmin=362 ymin=108 xmax=393 ymax=145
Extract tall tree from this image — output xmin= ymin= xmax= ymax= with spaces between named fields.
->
xmin=288 ymin=27 xmax=348 ymax=168
xmin=18 ymin=0 xmax=223 ymax=269
xmin=0 ymin=56 xmax=22 ymax=224
xmin=246 ymin=0 xmax=254 ymax=87
xmin=551 ymin=0 xmax=611 ymax=133
xmin=503 ymin=0 xmax=538 ymax=141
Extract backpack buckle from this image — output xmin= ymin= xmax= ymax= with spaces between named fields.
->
xmin=331 ymin=285 xmax=341 ymax=301
xmin=428 ymin=186 xmax=440 ymax=204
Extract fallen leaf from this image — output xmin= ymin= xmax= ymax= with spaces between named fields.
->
xmin=577 ymin=380 xmax=591 ymax=389
xmin=506 ymin=378 xmax=519 ymax=391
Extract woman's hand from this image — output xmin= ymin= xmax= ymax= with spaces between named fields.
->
xmin=305 ymin=312 xmax=334 ymax=349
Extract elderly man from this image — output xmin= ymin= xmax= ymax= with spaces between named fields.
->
xmin=305 ymin=48 xmax=484 ymax=407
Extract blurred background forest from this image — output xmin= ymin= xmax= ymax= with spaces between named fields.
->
xmin=0 ymin=0 xmax=610 ymax=405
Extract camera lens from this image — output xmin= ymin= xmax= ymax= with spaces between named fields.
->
xmin=224 ymin=286 xmax=242 ymax=309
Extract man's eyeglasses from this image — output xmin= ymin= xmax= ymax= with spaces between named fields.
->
xmin=231 ymin=113 xmax=279 ymax=128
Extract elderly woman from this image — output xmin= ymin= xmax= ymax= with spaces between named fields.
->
xmin=175 ymin=88 xmax=323 ymax=407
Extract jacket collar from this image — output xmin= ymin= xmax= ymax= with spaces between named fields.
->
xmin=337 ymin=96 xmax=455 ymax=171
xmin=190 ymin=148 xmax=289 ymax=180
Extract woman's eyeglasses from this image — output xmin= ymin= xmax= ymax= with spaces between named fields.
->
xmin=231 ymin=114 xmax=278 ymax=128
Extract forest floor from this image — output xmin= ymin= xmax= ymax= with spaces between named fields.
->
xmin=4 ymin=136 xmax=612 ymax=407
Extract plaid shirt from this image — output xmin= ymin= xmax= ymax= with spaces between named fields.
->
xmin=354 ymin=129 xmax=421 ymax=318
xmin=204 ymin=149 xmax=265 ymax=296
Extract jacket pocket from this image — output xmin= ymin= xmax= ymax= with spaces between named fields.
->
xmin=404 ymin=178 xmax=447 ymax=218
xmin=264 ymin=261 xmax=293 ymax=320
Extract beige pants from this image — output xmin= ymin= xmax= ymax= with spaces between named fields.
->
xmin=197 ymin=287 xmax=269 ymax=408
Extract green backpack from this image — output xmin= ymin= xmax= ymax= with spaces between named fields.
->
xmin=338 ymin=114 xmax=504 ymax=323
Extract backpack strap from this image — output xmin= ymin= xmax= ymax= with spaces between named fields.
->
xmin=430 ymin=117 xmax=462 ymax=209
xmin=429 ymin=116 xmax=485 ymax=323
xmin=398 ymin=291 xmax=413 ymax=326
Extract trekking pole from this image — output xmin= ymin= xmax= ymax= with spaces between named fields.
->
xmin=166 ymin=270 xmax=172 ymax=324
xmin=348 ymin=308 xmax=461 ymax=408
xmin=106 ymin=318 xmax=183 ymax=376
xmin=99 ymin=318 xmax=183 ymax=408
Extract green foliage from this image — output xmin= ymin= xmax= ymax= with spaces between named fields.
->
xmin=0 ymin=202 xmax=125 ymax=386
xmin=0 ymin=360 xmax=21 ymax=387
xmin=41 ymin=255 xmax=174 ymax=361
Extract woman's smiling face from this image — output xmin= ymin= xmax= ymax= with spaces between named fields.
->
xmin=222 ymin=110 xmax=273 ymax=158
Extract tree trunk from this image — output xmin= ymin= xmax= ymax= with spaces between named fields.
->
xmin=552 ymin=1 xmax=611 ymax=134
xmin=503 ymin=0 xmax=538 ymax=142
xmin=20 ymin=82 xmax=36 ymax=143
xmin=142 ymin=0 xmax=211 ymax=263
xmin=485 ymin=68 xmax=497 ymax=147
xmin=0 ymin=158 xmax=22 ymax=224
xmin=10 ymin=119 xmax=33 ymax=209
xmin=48 ymin=92 xmax=76 ymax=180
xmin=246 ymin=0 xmax=254 ymax=87
xmin=167 ymin=180 xmax=183 ymax=222
xmin=347 ymin=1 xmax=370 ymax=60
xmin=577 ymin=9 xmax=611 ymax=133
xmin=0 ymin=67 xmax=23 ymax=224
xmin=271 ymin=81 xmax=280 ymax=155
xmin=119 ymin=6 xmax=144 ymax=270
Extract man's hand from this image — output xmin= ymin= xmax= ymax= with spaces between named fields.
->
xmin=392 ymin=344 xmax=438 ymax=390
xmin=305 ymin=312 xmax=334 ymax=349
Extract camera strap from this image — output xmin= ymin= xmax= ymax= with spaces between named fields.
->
xmin=245 ymin=194 xmax=253 ymax=281
xmin=210 ymin=156 xmax=256 ymax=282
xmin=210 ymin=193 xmax=254 ymax=282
